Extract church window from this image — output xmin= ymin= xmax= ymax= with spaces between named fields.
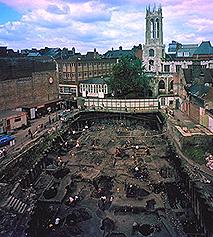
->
xmin=149 ymin=60 xmax=154 ymax=70
xmin=159 ymin=80 xmax=166 ymax=89
xmin=149 ymin=49 xmax=154 ymax=57
xmin=176 ymin=65 xmax=181 ymax=72
xmin=161 ymin=97 xmax=166 ymax=106
xmin=164 ymin=65 xmax=170 ymax=72
xmin=156 ymin=19 xmax=160 ymax=38
xmin=150 ymin=19 xmax=155 ymax=38
xmin=169 ymin=80 xmax=174 ymax=91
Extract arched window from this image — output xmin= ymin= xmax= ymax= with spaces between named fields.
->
xmin=156 ymin=18 xmax=160 ymax=38
xmin=149 ymin=60 xmax=154 ymax=66
xmin=159 ymin=80 xmax=165 ymax=90
xmin=149 ymin=49 xmax=154 ymax=57
xmin=148 ymin=89 xmax=153 ymax=97
xmin=150 ymin=19 xmax=155 ymax=38
xmin=149 ymin=60 xmax=154 ymax=70
xmin=169 ymin=80 xmax=174 ymax=91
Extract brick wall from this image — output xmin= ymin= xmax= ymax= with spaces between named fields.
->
xmin=0 ymin=71 xmax=58 ymax=111
xmin=189 ymin=102 xmax=200 ymax=123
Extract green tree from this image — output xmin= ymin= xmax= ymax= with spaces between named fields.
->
xmin=108 ymin=56 xmax=150 ymax=98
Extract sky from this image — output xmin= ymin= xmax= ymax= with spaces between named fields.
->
xmin=0 ymin=0 xmax=212 ymax=53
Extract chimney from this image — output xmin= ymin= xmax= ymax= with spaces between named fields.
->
xmin=72 ymin=47 xmax=75 ymax=54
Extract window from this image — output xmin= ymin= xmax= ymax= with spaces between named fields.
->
xmin=156 ymin=18 xmax=160 ymax=38
xmin=64 ymin=87 xmax=76 ymax=94
xmin=176 ymin=65 xmax=181 ymax=72
xmin=150 ymin=19 xmax=155 ymax=38
xmin=161 ymin=97 xmax=165 ymax=106
xmin=64 ymin=87 xmax=70 ymax=93
xmin=14 ymin=117 xmax=21 ymax=122
xmin=78 ymin=63 xmax=81 ymax=66
xmin=78 ymin=73 xmax=81 ymax=77
xmin=164 ymin=65 xmax=170 ymax=72
xmin=183 ymin=52 xmax=189 ymax=57
xmin=80 ymin=85 xmax=83 ymax=93
xmin=159 ymin=80 xmax=165 ymax=89
xmin=170 ymin=80 xmax=174 ymax=91
xmin=177 ymin=52 xmax=183 ymax=57
xmin=149 ymin=60 xmax=154 ymax=70
xmin=149 ymin=49 xmax=154 ymax=57
xmin=104 ymin=85 xmax=107 ymax=94
xmin=59 ymin=87 xmax=64 ymax=93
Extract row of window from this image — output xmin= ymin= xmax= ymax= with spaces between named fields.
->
xmin=150 ymin=18 xmax=160 ymax=39
xmin=80 ymin=84 xmax=107 ymax=94
xmin=63 ymin=62 xmax=115 ymax=69
xmin=177 ymin=52 xmax=190 ymax=57
xmin=63 ymin=70 xmax=110 ymax=79
xmin=59 ymin=87 xmax=77 ymax=94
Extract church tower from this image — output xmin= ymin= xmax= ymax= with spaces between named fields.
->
xmin=143 ymin=5 xmax=165 ymax=73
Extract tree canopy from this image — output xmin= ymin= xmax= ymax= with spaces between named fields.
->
xmin=108 ymin=56 xmax=150 ymax=98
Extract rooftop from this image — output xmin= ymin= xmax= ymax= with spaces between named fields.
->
xmin=193 ymin=41 xmax=213 ymax=55
xmin=0 ymin=110 xmax=27 ymax=120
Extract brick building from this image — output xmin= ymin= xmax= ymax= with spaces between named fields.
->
xmin=58 ymin=50 xmax=117 ymax=101
xmin=0 ymin=58 xmax=60 ymax=118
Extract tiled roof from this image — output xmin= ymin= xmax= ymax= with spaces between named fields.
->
xmin=177 ymin=46 xmax=198 ymax=57
xmin=193 ymin=41 xmax=213 ymax=55
xmin=188 ymin=84 xmax=209 ymax=107
xmin=183 ymin=68 xmax=213 ymax=84
xmin=203 ymin=87 xmax=213 ymax=103
xmin=103 ymin=49 xmax=134 ymax=59
xmin=188 ymin=84 xmax=209 ymax=97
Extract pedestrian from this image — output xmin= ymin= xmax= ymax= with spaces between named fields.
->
xmin=28 ymin=129 xmax=33 ymax=139
xmin=55 ymin=217 xmax=60 ymax=226
xmin=2 ymin=148 xmax=6 ymax=157
xmin=113 ymin=157 xmax=117 ymax=167
xmin=132 ymin=222 xmax=138 ymax=235
xmin=49 ymin=116 xmax=51 ymax=124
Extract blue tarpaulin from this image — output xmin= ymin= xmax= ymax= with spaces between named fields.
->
xmin=0 ymin=135 xmax=15 ymax=147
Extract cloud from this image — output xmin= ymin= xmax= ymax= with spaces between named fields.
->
xmin=0 ymin=0 xmax=212 ymax=52
xmin=47 ymin=4 xmax=70 ymax=15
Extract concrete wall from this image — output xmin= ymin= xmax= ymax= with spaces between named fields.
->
xmin=171 ymin=125 xmax=213 ymax=150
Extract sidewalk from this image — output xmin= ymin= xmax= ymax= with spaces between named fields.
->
xmin=6 ymin=112 xmax=60 ymax=155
